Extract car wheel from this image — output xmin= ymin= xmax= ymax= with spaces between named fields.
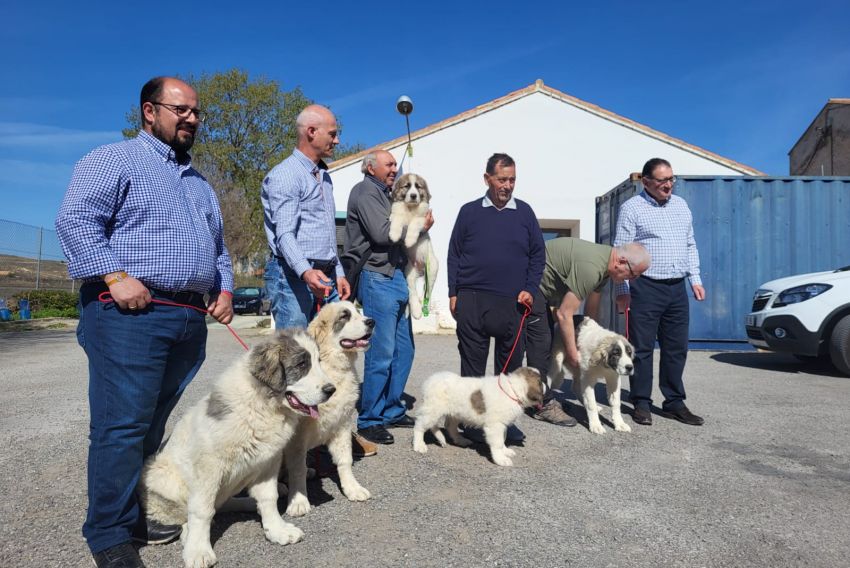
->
xmin=829 ymin=314 xmax=850 ymax=376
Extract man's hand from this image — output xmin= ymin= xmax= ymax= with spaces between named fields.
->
xmin=565 ymin=348 xmax=581 ymax=369
xmin=303 ymin=269 xmax=333 ymax=299
xmin=337 ymin=276 xmax=351 ymax=301
xmin=616 ymin=294 xmax=631 ymax=313
xmin=517 ymin=290 xmax=533 ymax=308
xmin=692 ymin=284 xmax=706 ymax=301
xmin=450 ymin=295 xmax=457 ymax=316
xmin=105 ymin=273 xmax=151 ymax=310
xmin=207 ymin=293 xmax=233 ymax=324
xmin=423 ymin=209 xmax=435 ymax=232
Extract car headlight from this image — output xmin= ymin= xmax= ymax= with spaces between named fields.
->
xmin=772 ymin=283 xmax=832 ymax=307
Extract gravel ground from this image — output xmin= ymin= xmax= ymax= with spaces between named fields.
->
xmin=1 ymin=327 xmax=848 ymax=567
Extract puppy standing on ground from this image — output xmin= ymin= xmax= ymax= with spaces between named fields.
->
xmin=138 ymin=331 xmax=334 ymax=568
xmin=549 ymin=317 xmax=634 ymax=434
xmin=283 ymin=301 xmax=374 ymax=517
xmin=412 ymin=367 xmax=544 ymax=466
xmin=388 ymin=172 xmax=439 ymax=319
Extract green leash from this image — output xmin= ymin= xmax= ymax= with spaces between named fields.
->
xmin=422 ymin=253 xmax=431 ymax=317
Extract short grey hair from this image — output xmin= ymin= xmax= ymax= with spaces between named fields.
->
xmin=295 ymin=105 xmax=333 ymax=141
xmin=361 ymin=151 xmax=379 ymax=174
xmin=615 ymin=242 xmax=651 ymax=271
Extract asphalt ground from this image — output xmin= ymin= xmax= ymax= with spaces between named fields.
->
xmin=1 ymin=324 xmax=849 ymax=567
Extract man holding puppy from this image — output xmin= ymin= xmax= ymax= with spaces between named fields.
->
xmin=342 ymin=150 xmax=434 ymax=445
xmin=525 ymin=238 xmax=650 ymax=426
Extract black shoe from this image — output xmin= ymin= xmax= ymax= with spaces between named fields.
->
xmin=388 ymin=415 xmax=415 ymax=428
xmin=632 ymin=406 xmax=653 ymax=425
xmin=130 ymin=516 xmax=182 ymax=545
xmin=665 ymin=406 xmax=704 ymax=426
xmin=92 ymin=542 xmax=145 ymax=568
xmin=357 ymin=424 xmax=394 ymax=444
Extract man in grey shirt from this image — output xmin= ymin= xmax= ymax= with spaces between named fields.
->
xmin=342 ymin=150 xmax=433 ymax=444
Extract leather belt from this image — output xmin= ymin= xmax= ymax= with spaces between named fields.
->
xmin=306 ymin=258 xmax=336 ymax=275
xmin=643 ymin=276 xmax=685 ymax=285
xmin=150 ymin=288 xmax=207 ymax=308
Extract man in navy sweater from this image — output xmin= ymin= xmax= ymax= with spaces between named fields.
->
xmin=447 ymin=153 xmax=545 ymax=442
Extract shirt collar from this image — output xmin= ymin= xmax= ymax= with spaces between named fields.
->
xmin=365 ymin=174 xmax=389 ymax=194
xmin=138 ymin=130 xmax=190 ymax=165
xmin=640 ymin=189 xmax=670 ymax=207
xmin=482 ymin=193 xmax=517 ymax=210
xmin=293 ymin=148 xmax=328 ymax=176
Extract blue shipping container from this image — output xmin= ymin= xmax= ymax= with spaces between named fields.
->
xmin=596 ymin=175 xmax=850 ymax=347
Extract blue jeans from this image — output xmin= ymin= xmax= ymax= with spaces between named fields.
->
xmin=264 ymin=256 xmax=340 ymax=329
xmin=77 ymin=284 xmax=207 ymax=553
xmin=357 ymin=269 xmax=414 ymax=429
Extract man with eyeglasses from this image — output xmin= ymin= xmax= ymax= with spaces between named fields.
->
xmin=56 ymin=76 xmax=234 ymax=568
xmin=262 ymin=104 xmax=350 ymax=328
xmin=613 ymin=157 xmax=706 ymax=427
xmin=525 ymin=238 xmax=650 ymax=426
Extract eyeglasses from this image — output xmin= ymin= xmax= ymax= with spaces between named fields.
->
xmin=625 ymin=259 xmax=638 ymax=279
xmin=151 ymin=102 xmax=207 ymax=122
xmin=644 ymin=175 xmax=677 ymax=185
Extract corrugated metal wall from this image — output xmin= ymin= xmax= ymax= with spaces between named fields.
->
xmin=596 ymin=176 xmax=850 ymax=346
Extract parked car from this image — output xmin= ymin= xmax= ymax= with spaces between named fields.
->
xmin=232 ymin=287 xmax=271 ymax=315
xmin=746 ymin=266 xmax=850 ymax=375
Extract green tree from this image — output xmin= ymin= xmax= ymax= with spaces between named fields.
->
xmin=123 ymin=69 xmax=363 ymax=264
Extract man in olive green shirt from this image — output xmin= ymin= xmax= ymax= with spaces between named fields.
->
xmin=527 ymin=238 xmax=650 ymax=426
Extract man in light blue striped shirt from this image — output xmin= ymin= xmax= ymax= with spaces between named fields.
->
xmin=262 ymin=104 xmax=350 ymax=328
xmin=614 ymin=158 xmax=706 ymax=427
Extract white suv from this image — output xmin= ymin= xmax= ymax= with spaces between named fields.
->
xmin=746 ymin=266 xmax=850 ymax=375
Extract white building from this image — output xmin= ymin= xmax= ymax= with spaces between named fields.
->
xmin=329 ymin=79 xmax=762 ymax=331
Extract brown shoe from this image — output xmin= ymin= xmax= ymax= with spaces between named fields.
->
xmin=632 ymin=406 xmax=652 ymax=425
xmin=352 ymin=432 xmax=378 ymax=457
xmin=530 ymin=399 xmax=577 ymax=427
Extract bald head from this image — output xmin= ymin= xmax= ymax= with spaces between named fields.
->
xmin=296 ymin=104 xmax=339 ymax=161
xmin=609 ymin=243 xmax=651 ymax=283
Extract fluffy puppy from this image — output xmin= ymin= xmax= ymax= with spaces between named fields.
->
xmin=138 ymin=331 xmax=334 ymax=568
xmin=282 ymin=301 xmax=375 ymax=517
xmin=412 ymin=367 xmax=544 ymax=467
xmin=549 ymin=317 xmax=634 ymax=434
xmin=388 ymin=172 xmax=439 ymax=319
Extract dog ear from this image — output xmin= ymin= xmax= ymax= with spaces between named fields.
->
xmin=588 ymin=338 xmax=612 ymax=368
xmin=517 ymin=367 xmax=545 ymax=406
xmin=249 ymin=333 xmax=309 ymax=393
xmin=308 ymin=310 xmax=331 ymax=350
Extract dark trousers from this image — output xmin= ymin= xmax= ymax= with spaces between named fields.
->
xmin=455 ymin=289 xmax=526 ymax=377
xmin=628 ymin=278 xmax=689 ymax=412
xmin=78 ymin=284 xmax=207 ymax=553
xmin=525 ymin=290 xmax=554 ymax=379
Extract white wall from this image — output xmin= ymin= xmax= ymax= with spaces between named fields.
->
xmin=330 ymin=91 xmax=746 ymax=330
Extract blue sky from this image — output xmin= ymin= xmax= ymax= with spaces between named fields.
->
xmin=3 ymin=0 xmax=849 ymax=229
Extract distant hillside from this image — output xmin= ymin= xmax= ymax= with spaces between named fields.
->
xmin=0 ymin=254 xmax=75 ymax=296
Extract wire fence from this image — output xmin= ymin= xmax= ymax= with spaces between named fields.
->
xmin=0 ymin=218 xmax=76 ymax=299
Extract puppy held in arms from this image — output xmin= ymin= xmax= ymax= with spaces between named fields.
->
xmin=412 ymin=367 xmax=544 ymax=466
xmin=388 ymin=172 xmax=439 ymax=319
xmin=549 ymin=316 xmax=634 ymax=434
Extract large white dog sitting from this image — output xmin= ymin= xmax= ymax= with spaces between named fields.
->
xmin=282 ymin=301 xmax=374 ymax=517
xmin=412 ymin=367 xmax=545 ymax=466
xmin=388 ymin=172 xmax=439 ymax=319
xmin=549 ymin=317 xmax=635 ymax=435
xmin=137 ymin=331 xmax=335 ymax=568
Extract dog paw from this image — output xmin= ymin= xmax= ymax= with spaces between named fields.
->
xmin=183 ymin=545 xmax=217 ymax=568
xmin=285 ymin=495 xmax=311 ymax=517
xmin=343 ymin=483 xmax=371 ymax=502
xmin=503 ymin=448 xmax=516 ymax=457
xmin=614 ymin=421 xmax=632 ymax=433
xmin=409 ymin=305 xmax=422 ymax=319
xmin=491 ymin=453 xmax=513 ymax=467
xmin=264 ymin=523 xmax=304 ymax=545
xmin=589 ymin=422 xmax=606 ymax=435
xmin=413 ymin=440 xmax=428 ymax=453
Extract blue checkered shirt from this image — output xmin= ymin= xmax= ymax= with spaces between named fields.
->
xmin=261 ymin=149 xmax=342 ymax=278
xmin=613 ymin=190 xmax=702 ymax=296
xmin=56 ymin=131 xmax=234 ymax=294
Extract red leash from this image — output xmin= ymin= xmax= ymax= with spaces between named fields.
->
xmin=625 ymin=307 xmax=630 ymax=340
xmin=497 ymin=300 xmax=532 ymax=407
xmin=97 ymin=291 xmax=249 ymax=351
